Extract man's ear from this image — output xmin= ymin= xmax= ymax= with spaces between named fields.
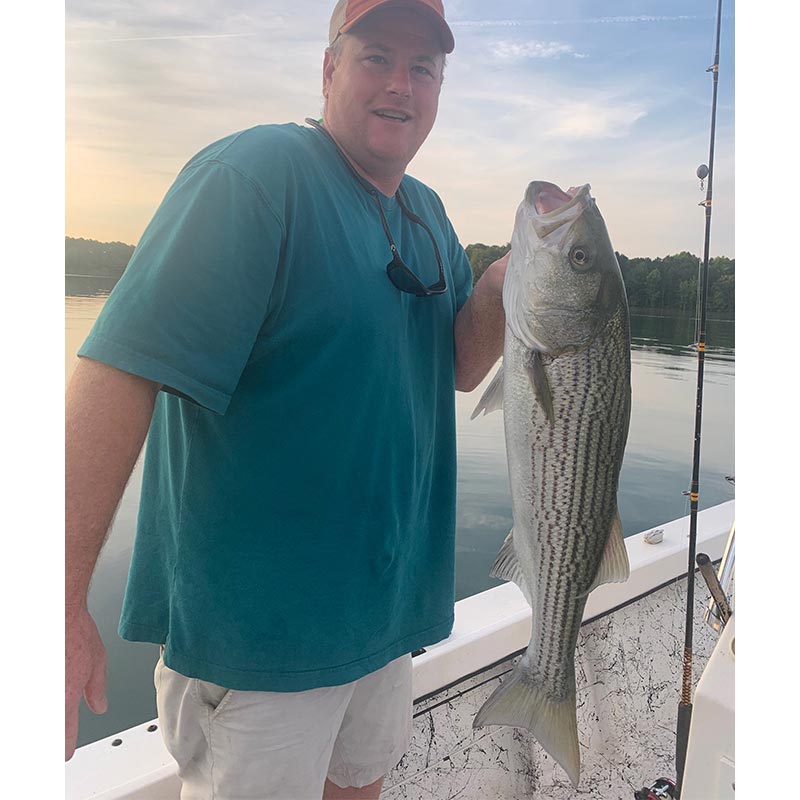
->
xmin=322 ymin=49 xmax=335 ymax=99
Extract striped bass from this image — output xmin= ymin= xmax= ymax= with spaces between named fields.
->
xmin=471 ymin=181 xmax=632 ymax=787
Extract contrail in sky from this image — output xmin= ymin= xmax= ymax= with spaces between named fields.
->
xmin=451 ymin=15 xmax=724 ymax=27
xmin=66 ymin=33 xmax=254 ymax=45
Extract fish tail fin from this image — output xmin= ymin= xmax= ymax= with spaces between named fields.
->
xmin=470 ymin=364 xmax=504 ymax=419
xmin=473 ymin=666 xmax=580 ymax=787
xmin=585 ymin=508 xmax=630 ymax=594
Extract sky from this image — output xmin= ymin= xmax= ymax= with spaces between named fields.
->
xmin=65 ymin=0 xmax=735 ymax=258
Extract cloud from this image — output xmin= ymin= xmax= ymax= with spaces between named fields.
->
xmin=546 ymin=101 xmax=647 ymax=139
xmin=65 ymin=0 xmax=308 ymax=44
xmin=489 ymin=39 xmax=588 ymax=62
xmin=441 ymin=81 xmax=647 ymax=143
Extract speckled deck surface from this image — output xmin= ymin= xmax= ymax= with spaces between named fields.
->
xmin=383 ymin=574 xmax=726 ymax=799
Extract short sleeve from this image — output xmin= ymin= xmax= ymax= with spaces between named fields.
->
xmin=78 ymin=160 xmax=284 ymax=414
xmin=451 ymin=241 xmax=474 ymax=312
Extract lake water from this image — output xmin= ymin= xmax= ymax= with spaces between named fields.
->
xmin=66 ymin=295 xmax=735 ymax=747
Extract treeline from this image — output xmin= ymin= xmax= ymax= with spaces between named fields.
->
xmin=617 ymin=251 xmax=734 ymax=314
xmin=66 ymin=238 xmax=734 ymax=315
xmin=65 ymin=237 xmax=134 ymax=280
xmin=465 ymin=243 xmax=735 ymax=315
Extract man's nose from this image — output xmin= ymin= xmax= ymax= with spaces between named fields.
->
xmin=385 ymin=64 xmax=412 ymax=98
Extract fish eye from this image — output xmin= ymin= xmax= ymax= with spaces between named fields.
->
xmin=569 ymin=246 xmax=592 ymax=271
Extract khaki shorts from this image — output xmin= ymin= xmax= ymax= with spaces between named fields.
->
xmin=154 ymin=652 xmax=413 ymax=800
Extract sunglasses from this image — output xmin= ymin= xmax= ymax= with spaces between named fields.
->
xmin=306 ymin=118 xmax=447 ymax=297
xmin=375 ymin=187 xmax=447 ymax=297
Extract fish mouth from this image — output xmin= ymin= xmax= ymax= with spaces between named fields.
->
xmin=525 ymin=181 xmax=592 ymax=242
xmin=529 ymin=182 xmax=575 ymax=214
xmin=527 ymin=181 xmax=589 ymax=215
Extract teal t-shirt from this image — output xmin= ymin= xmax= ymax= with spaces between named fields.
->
xmin=78 ymin=122 xmax=474 ymax=691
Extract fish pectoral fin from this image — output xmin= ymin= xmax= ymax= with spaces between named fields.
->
xmin=526 ymin=351 xmax=555 ymax=425
xmin=473 ymin=666 xmax=580 ymax=788
xmin=489 ymin=529 xmax=534 ymax=607
xmin=471 ymin=364 xmax=504 ymax=419
xmin=585 ymin=509 xmax=630 ymax=594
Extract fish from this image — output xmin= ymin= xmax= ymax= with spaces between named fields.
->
xmin=470 ymin=180 xmax=632 ymax=787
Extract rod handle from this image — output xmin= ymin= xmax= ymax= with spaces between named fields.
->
xmin=675 ymin=701 xmax=693 ymax=798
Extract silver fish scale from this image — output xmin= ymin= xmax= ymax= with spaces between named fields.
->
xmin=504 ymin=306 xmax=630 ymax=703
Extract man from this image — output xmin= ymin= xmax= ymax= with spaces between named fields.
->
xmin=65 ymin=0 xmax=508 ymax=797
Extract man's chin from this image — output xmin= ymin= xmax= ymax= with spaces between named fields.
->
xmin=365 ymin=139 xmax=421 ymax=174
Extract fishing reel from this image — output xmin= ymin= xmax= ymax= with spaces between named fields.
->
xmin=634 ymin=777 xmax=676 ymax=800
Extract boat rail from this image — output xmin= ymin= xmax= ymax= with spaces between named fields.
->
xmin=704 ymin=520 xmax=734 ymax=632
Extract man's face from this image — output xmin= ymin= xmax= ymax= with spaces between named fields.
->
xmin=322 ymin=6 xmax=445 ymax=190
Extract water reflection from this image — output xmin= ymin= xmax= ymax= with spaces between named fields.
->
xmin=65 ymin=275 xmax=120 ymax=297
xmin=630 ymin=314 xmax=735 ymax=362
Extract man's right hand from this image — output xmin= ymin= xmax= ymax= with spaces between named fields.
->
xmin=65 ymin=359 xmax=161 ymax=761
xmin=65 ymin=604 xmax=108 ymax=761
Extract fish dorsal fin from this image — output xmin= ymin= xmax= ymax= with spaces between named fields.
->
xmin=489 ymin=529 xmax=534 ymax=607
xmin=585 ymin=509 xmax=630 ymax=594
xmin=471 ymin=364 xmax=504 ymax=419
xmin=526 ymin=351 xmax=555 ymax=425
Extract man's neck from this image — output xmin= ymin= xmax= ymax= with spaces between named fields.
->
xmin=320 ymin=122 xmax=404 ymax=197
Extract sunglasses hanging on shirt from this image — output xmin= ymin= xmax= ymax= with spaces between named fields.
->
xmin=305 ymin=118 xmax=447 ymax=298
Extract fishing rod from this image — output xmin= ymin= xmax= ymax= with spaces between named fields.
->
xmin=673 ymin=0 xmax=725 ymax=795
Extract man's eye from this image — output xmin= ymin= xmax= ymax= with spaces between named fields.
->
xmin=412 ymin=65 xmax=434 ymax=78
xmin=365 ymin=55 xmax=388 ymax=64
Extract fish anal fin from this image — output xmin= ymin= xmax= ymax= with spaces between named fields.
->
xmin=471 ymin=364 xmax=504 ymax=420
xmin=526 ymin=351 xmax=555 ymax=425
xmin=473 ymin=666 xmax=580 ymax=788
xmin=489 ymin=529 xmax=534 ymax=607
xmin=586 ymin=509 xmax=630 ymax=594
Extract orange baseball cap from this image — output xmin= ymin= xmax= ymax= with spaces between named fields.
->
xmin=329 ymin=0 xmax=455 ymax=53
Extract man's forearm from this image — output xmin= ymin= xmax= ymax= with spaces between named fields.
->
xmin=454 ymin=255 xmax=508 ymax=392
xmin=65 ymin=358 xmax=161 ymax=606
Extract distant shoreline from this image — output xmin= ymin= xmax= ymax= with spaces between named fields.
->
xmin=65 ymin=236 xmax=736 ymax=317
